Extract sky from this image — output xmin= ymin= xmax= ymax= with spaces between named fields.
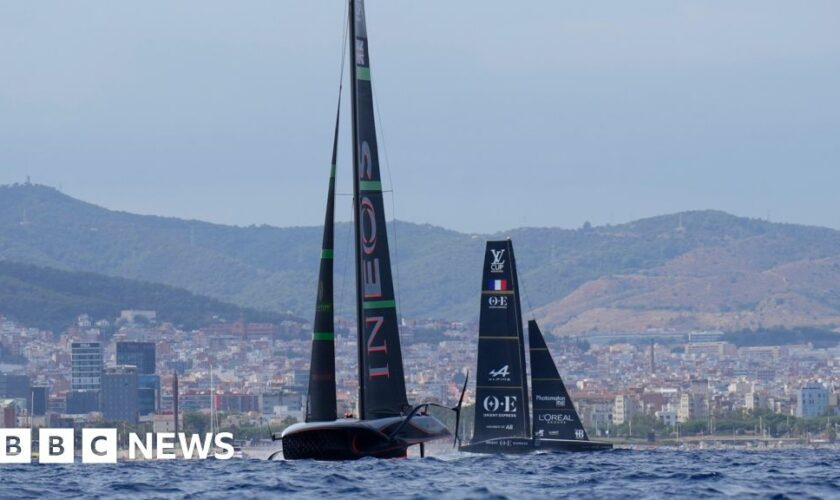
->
xmin=1 ymin=1 xmax=838 ymax=233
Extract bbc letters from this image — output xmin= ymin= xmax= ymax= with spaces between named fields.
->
xmin=0 ymin=429 xmax=234 ymax=463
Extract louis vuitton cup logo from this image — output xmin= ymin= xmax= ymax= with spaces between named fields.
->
xmin=490 ymin=249 xmax=505 ymax=273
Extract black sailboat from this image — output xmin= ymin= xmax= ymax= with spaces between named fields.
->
xmin=459 ymin=240 xmax=532 ymax=453
xmin=460 ymin=240 xmax=612 ymax=453
xmin=276 ymin=0 xmax=457 ymax=460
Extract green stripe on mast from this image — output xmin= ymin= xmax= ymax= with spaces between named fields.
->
xmin=363 ymin=299 xmax=396 ymax=310
xmin=359 ymin=180 xmax=381 ymax=192
xmin=313 ymin=332 xmax=335 ymax=341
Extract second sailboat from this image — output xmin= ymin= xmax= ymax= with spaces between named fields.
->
xmin=460 ymin=240 xmax=612 ymax=453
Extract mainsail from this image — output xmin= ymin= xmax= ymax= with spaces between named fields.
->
xmin=472 ymin=240 xmax=530 ymax=442
xmin=306 ymin=104 xmax=341 ymax=423
xmin=350 ymin=0 xmax=408 ymax=420
xmin=528 ymin=320 xmax=589 ymax=441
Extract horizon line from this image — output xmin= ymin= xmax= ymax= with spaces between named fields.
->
xmin=2 ymin=181 xmax=834 ymax=235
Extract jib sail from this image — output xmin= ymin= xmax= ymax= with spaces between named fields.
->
xmin=350 ymin=0 xmax=409 ymax=420
xmin=528 ymin=320 xmax=589 ymax=441
xmin=472 ymin=240 xmax=531 ymax=442
xmin=306 ymin=102 xmax=341 ymax=423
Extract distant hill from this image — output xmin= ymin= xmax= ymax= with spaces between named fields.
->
xmin=0 ymin=183 xmax=482 ymax=320
xmin=2 ymin=183 xmax=840 ymax=334
xmin=0 ymin=260 xmax=295 ymax=332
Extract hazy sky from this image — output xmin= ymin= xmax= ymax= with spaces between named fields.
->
xmin=1 ymin=1 xmax=838 ymax=233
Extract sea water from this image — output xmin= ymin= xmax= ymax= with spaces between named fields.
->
xmin=1 ymin=448 xmax=838 ymax=498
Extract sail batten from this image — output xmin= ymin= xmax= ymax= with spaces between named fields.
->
xmin=350 ymin=0 xmax=408 ymax=420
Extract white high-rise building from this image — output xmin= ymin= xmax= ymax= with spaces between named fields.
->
xmin=71 ymin=342 xmax=103 ymax=391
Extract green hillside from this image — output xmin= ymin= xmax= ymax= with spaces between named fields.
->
xmin=0 ymin=260 xmax=294 ymax=332
xmin=2 ymin=183 xmax=840 ymax=326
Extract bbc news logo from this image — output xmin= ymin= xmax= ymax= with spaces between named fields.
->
xmin=0 ymin=429 xmax=235 ymax=463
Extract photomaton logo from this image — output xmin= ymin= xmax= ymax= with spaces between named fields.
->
xmin=0 ymin=429 xmax=234 ymax=464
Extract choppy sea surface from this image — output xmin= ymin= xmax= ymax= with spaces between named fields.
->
xmin=2 ymin=448 xmax=839 ymax=499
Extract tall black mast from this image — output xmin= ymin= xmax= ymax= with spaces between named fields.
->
xmin=347 ymin=0 xmax=408 ymax=420
xmin=510 ymin=244 xmax=531 ymax=438
xmin=348 ymin=0 xmax=365 ymax=419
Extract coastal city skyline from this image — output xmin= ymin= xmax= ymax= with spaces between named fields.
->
xmin=3 ymin=308 xmax=838 ymax=443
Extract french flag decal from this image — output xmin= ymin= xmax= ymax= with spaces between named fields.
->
xmin=487 ymin=279 xmax=508 ymax=291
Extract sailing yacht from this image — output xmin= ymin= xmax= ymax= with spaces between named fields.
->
xmin=460 ymin=240 xmax=612 ymax=453
xmin=274 ymin=0 xmax=459 ymax=460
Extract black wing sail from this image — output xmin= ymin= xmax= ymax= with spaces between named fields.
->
xmin=306 ymin=103 xmax=341 ymax=423
xmin=472 ymin=240 xmax=530 ymax=442
xmin=528 ymin=320 xmax=589 ymax=441
xmin=350 ymin=0 xmax=408 ymax=420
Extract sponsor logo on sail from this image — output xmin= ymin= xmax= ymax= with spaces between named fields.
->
xmin=537 ymin=413 xmax=574 ymax=424
xmin=489 ymin=249 xmax=506 ymax=273
xmin=535 ymin=394 xmax=566 ymax=407
xmin=575 ymin=428 xmax=585 ymax=439
xmin=486 ymin=279 xmax=508 ymax=291
xmin=482 ymin=395 xmax=517 ymax=414
xmin=489 ymin=365 xmax=511 ymax=381
xmin=488 ymin=296 xmax=508 ymax=309
xmin=486 ymin=424 xmax=515 ymax=431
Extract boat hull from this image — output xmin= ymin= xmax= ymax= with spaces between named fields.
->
xmin=460 ymin=437 xmax=612 ymax=454
xmin=278 ymin=416 xmax=450 ymax=460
